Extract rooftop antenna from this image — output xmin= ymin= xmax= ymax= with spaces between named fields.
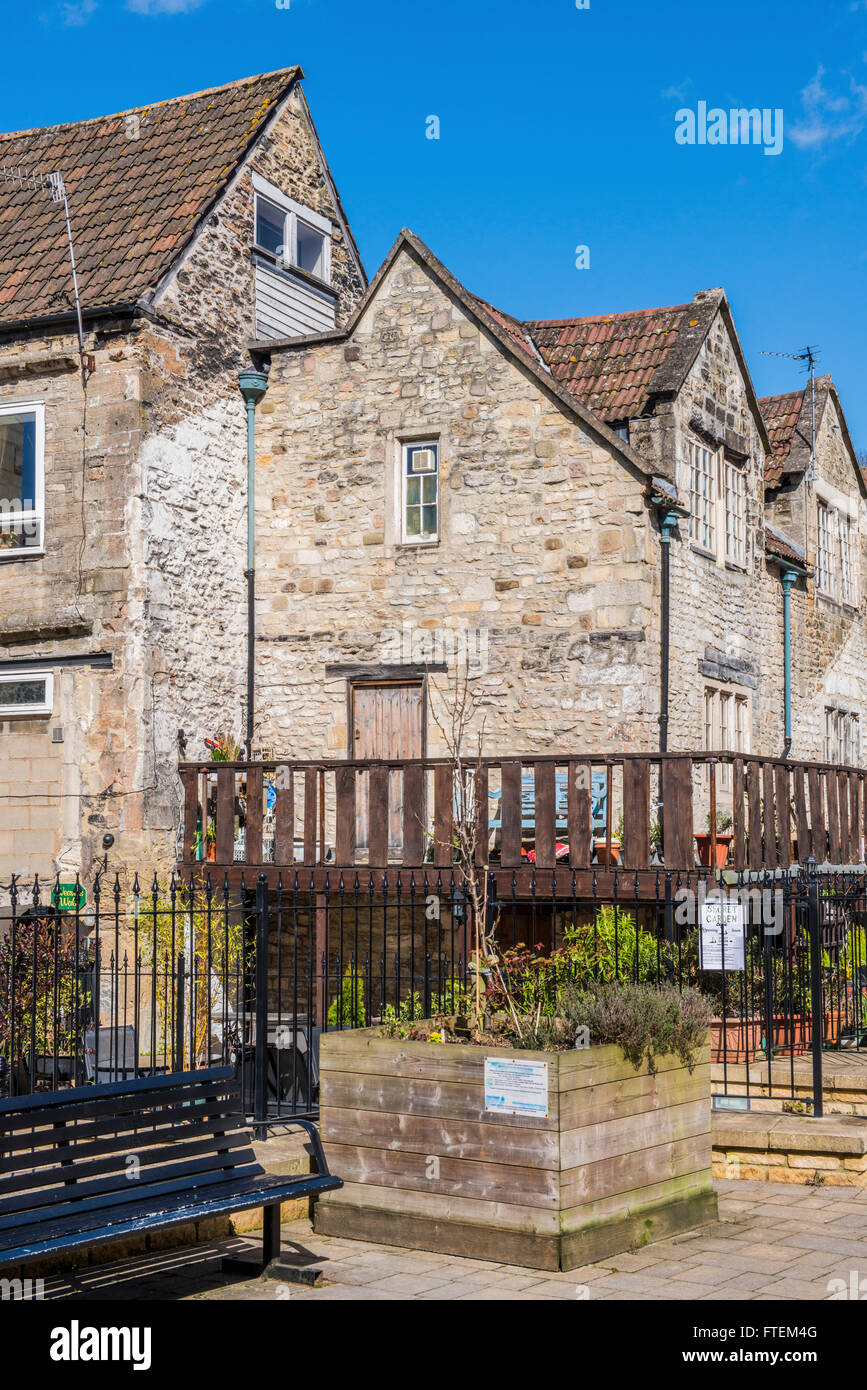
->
xmin=762 ymin=345 xmax=821 ymax=484
xmin=0 ymin=165 xmax=87 ymax=385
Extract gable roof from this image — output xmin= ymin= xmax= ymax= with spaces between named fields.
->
xmin=759 ymin=377 xmax=866 ymax=495
xmin=759 ymin=389 xmax=805 ymax=483
xmin=525 ymin=297 xmax=711 ymax=422
xmin=524 ymin=288 xmax=771 ymax=457
xmin=0 ymin=68 xmax=301 ymax=330
xmin=252 ymin=228 xmax=658 ymax=483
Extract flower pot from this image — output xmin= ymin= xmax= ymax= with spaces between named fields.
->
xmin=593 ymin=837 xmax=621 ymax=867
xmin=710 ymin=1015 xmax=763 ymax=1063
xmin=206 ymin=842 xmax=216 ymax=862
xmin=694 ymin=833 xmax=733 ymax=869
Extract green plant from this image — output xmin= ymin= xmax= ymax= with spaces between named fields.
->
xmin=205 ymin=730 xmax=242 ymax=762
xmin=649 ymin=817 xmax=663 ymax=855
xmin=139 ymin=889 xmax=245 ymax=1065
xmin=327 ymin=967 xmax=366 ymax=1028
xmin=563 ymin=906 xmax=671 ymax=986
xmin=560 ymin=980 xmax=713 ymax=1074
xmin=0 ymin=915 xmax=91 ymax=1061
xmin=705 ymin=810 xmax=733 ymax=833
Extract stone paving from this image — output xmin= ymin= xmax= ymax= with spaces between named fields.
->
xmin=39 ymin=1180 xmax=867 ymax=1301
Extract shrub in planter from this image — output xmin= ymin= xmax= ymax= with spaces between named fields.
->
xmin=316 ymin=980 xmax=717 ymax=1269
xmin=0 ymin=916 xmax=90 ymax=1083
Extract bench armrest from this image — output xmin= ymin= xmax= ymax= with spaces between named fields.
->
xmin=269 ymin=1117 xmax=333 ymax=1178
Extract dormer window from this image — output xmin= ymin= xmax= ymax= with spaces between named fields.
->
xmin=252 ymin=173 xmax=331 ymax=286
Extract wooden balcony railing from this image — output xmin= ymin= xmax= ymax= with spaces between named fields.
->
xmin=177 ymin=752 xmax=867 ymax=878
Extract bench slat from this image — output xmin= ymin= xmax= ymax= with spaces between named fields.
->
xmin=0 ymin=1173 xmax=341 ymax=1266
xmin=0 ymin=1098 xmax=246 ymax=1162
xmin=0 ymin=1076 xmax=239 ymax=1134
xmin=0 ymin=1065 xmax=235 ymax=1118
xmin=0 ymin=1130 xmax=255 ymax=1203
xmin=0 ymin=1157 xmax=268 ymax=1234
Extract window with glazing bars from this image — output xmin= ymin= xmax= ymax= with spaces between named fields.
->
xmin=688 ymin=440 xmax=716 ymax=552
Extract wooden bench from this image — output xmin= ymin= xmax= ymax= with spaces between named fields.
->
xmin=0 ymin=1065 xmax=341 ymax=1272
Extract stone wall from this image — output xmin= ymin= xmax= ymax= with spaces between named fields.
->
xmin=0 ymin=86 xmax=366 ymax=890
xmin=253 ymin=245 xmax=660 ymax=763
xmin=767 ymin=392 xmax=867 ymax=762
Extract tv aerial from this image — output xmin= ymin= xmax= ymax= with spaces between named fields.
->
xmin=762 ymin=345 xmax=821 ymax=482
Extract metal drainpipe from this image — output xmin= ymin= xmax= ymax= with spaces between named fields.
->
xmin=238 ymin=369 xmax=269 ymax=760
xmin=658 ymin=510 xmax=679 ymax=754
xmin=781 ymin=567 xmax=797 ymax=758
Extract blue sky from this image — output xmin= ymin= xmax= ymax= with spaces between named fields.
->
xmin=4 ymin=0 xmax=867 ymax=449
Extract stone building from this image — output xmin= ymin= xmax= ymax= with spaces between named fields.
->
xmin=760 ymin=377 xmax=867 ymax=763
xmin=248 ymin=230 xmax=864 ymax=798
xmin=0 ymin=68 xmax=366 ymax=889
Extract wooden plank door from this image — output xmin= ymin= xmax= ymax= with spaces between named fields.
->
xmin=352 ymin=682 xmax=424 ymax=859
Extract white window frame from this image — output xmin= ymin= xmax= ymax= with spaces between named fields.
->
xmin=0 ymin=400 xmax=45 ymax=556
xmin=687 ymin=439 xmax=717 ymax=555
xmin=840 ymin=511 xmax=856 ymax=606
xmin=252 ymin=173 xmax=332 ymax=285
xmin=724 ymin=460 xmax=746 ymax=568
xmin=686 ymin=436 xmax=749 ymax=569
xmin=704 ymin=683 xmax=751 ymax=789
xmin=824 ymin=705 xmax=860 ymax=766
xmin=817 ymin=500 xmax=836 ymax=597
xmin=0 ymin=668 xmax=53 ymax=717
xmin=400 ymin=440 xmax=440 ymax=546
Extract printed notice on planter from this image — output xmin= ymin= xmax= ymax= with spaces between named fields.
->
xmin=484 ymin=1057 xmax=549 ymax=1118
xmin=699 ymin=898 xmax=745 ymax=971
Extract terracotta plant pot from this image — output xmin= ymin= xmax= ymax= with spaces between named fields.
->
xmin=710 ymin=1015 xmax=763 ymax=1064
xmin=694 ymin=833 xmax=733 ymax=869
xmin=593 ymin=838 xmax=621 ymax=867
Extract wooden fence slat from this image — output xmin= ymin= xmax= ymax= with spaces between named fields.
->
xmin=245 ymin=764 xmax=263 ymax=865
xmin=661 ymin=758 xmax=693 ymax=869
xmin=402 ymin=763 xmax=424 ymax=865
xmin=275 ymin=767 xmax=294 ymax=866
xmin=568 ymin=762 xmax=591 ymax=869
xmin=368 ymin=766 xmax=389 ymax=867
xmin=793 ymin=769 xmax=810 ymax=863
xmin=827 ymin=772 xmax=841 ymax=865
xmin=336 ymin=766 xmax=356 ymax=865
xmin=808 ymin=766 xmax=824 ymax=862
xmin=841 ymin=772 xmax=854 ymax=864
xmin=775 ymin=763 xmax=790 ymax=871
xmin=500 ymin=761 xmax=522 ymax=868
xmin=534 ymin=762 xmax=556 ymax=870
xmin=183 ymin=771 xmax=198 ymax=863
xmin=854 ymin=774 xmax=864 ymax=864
xmin=474 ymin=762 xmax=489 ymax=867
xmin=762 ymin=763 xmax=778 ymax=869
xmin=622 ymin=759 xmax=650 ymax=870
xmin=746 ymin=761 xmax=762 ymax=871
xmin=215 ymin=766 xmax=234 ymax=864
xmin=303 ymin=768 xmax=318 ymax=866
xmin=433 ymin=765 xmax=453 ymax=868
xmin=732 ymin=758 xmax=745 ymax=872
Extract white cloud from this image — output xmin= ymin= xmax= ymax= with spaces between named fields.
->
xmin=789 ymin=64 xmax=867 ymax=149
xmin=662 ymin=79 xmax=692 ymax=103
xmin=59 ymin=0 xmax=98 ymax=23
xmin=126 ymin=0 xmax=207 ymax=13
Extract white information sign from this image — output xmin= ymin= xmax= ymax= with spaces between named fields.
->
xmin=699 ymin=897 xmax=746 ymax=971
xmin=484 ymin=1057 xmax=549 ymax=1118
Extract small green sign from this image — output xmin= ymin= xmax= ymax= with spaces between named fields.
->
xmin=52 ymin=883 xmax=87 ymax=912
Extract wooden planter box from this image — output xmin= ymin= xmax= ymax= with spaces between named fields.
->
xmin=315 ymin=1029 xmax=717 ymax=1270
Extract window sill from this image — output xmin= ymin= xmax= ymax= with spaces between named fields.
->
xmin=399 ymin=537 xmax=440 ymax=550
xmin=689 ymin=544 xmax=719 ymax=563
xmin=0 ymin=547 xmax=44 ymax=565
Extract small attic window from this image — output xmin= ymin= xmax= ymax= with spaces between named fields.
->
xmin=252 ymin=174 xmax=331 ymax=286
xmin=611 ymin=421 xmax=629 ymax=443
